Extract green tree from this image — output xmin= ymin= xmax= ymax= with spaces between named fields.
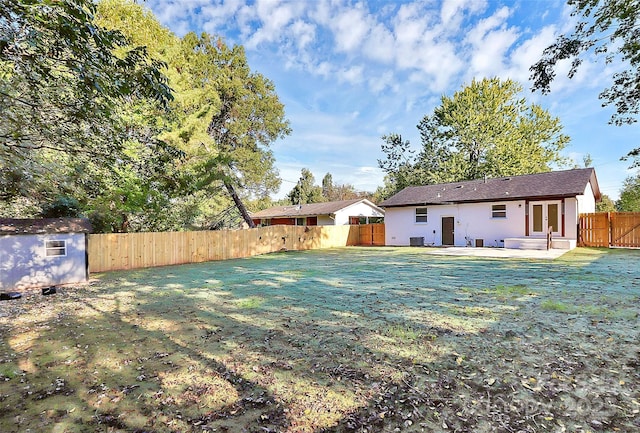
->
xmin=0 ymin=0 xmax=176 ymax=230
xmin=287 ymin=169 xmax=324 ymax=205
xmin=530 ymin=0 xmax=640 ymax=128
xmin=596 ymin=194 xmax=617 ymax=212
xmin=617 ymin=174 xmax=640 ymax=211
xmin=167 ymin=33 xmax=289 ymax=228
xmin=320 ymin=172 xmax=365 ymax=201
xmin=322 ymin=173 xmax=334 ymax=200
xmin=96 ymin=1 xmax=290 ymax=231
xmin=379 ymin=78 xmax=569 ymax=194
xmin=0 ymin=0 xmax=172 ymax=178
xmin=377 ymin=134 xmax=425 ymax=197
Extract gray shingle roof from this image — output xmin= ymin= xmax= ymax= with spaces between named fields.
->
xmin=379 ymin=168 xmax=601 ymax=207
xmin=0 ymin=218 xmax=93 ymax=234
xmin=251 ymin=199 xmax=382 ymax=218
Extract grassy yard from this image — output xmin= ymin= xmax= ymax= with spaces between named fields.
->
xmin=0 ymin=247 xmax=639 ymax=433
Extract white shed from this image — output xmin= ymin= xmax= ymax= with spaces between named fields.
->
xmin=0 ymin=218 xmax=92 ymax=291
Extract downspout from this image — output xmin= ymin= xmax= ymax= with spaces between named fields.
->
xmin=525 ymin=200 xmax=529 ymax=236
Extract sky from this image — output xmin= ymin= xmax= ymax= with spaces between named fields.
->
xmin=145 ymin=0 xmax=640 ymax=200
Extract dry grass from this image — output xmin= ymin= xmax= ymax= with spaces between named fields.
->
xmin=0 ymin=246 xmax=639 ymax=432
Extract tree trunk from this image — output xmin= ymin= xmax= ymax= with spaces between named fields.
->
xmin=224 ymin=179 xmax=255 ymax=228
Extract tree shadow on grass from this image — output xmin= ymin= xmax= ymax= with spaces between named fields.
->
xmin=1 ymin=247 xmax=639 ymax=432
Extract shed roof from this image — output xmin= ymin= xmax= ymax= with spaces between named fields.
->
xmin=380 ymin=168 xmax=601 ymax=208
xmin=0 ymin=218 xmax=92 ymax=234
xmin=251 ymin=199 xmax=383 ymax=219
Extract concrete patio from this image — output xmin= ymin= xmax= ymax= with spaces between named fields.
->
xmin=415 ymin=246 xmax=569 ymax=260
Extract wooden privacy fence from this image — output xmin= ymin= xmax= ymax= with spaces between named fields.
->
xmin=579 ymin=212 xmax=640 ymax=248
xmin=88 ymin=224 xmax=384 ymax=273
xmin=358 ymin=223 xmax=385 ymax=246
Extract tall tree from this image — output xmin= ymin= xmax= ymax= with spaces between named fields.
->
xmin=378 ymin=133 xmax=428 ymax=195
xmin=320 ymin=172 xmax=364 ymax=201
xmin=322 ymin=173 xmax=334 ymax=200
xmin=378 ymin=78 xmax=569 ymax=197
xmin=617 ymin=174 xmax=640 ymax=211
xmin=167 ymin=33 xmax=290 ymax=228
xmin=287 ymin=168 xmax=324 ymax=205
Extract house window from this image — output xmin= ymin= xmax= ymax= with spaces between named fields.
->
xmin=492 ymin=204 xmax=507 ymax=218
xmin=296 ymin=217 xmax=305 ymax=226
xmin=415 ymin=207 xmax=428 ymax=223
xmin=45 ymin=240 xmax=67 ymax=257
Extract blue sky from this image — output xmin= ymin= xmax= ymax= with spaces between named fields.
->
xmin=146 ymin=0 xmax=640 ymax=200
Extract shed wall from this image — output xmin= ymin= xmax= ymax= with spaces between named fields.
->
xmin=0 ymin=233 xmax=87 ymax=290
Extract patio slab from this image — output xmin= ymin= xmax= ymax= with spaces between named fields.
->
xmin=415 ymin=246 xmax=569 ymax=259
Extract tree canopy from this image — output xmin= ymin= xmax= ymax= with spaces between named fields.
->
xmin=1 ymin=0 xmax=291 ymax=232
xmin=0 ymin=0 xmax=171 ymax=169
xmin=320 ymin=172 xmax=366 ymax=201
xmin=596 ymin=194 xmax=617 ymax=212
xmin=166 ymin=33 xmax=290 ymax=228
xmin=0 ymin=0 xmax=177 ymax=231
xmin=530 ymin=0 xmax=640 ymax=128
xmin=378 ymin=78 xmax=569 ymax=198
xmin=617 ymin=173 xmax=640 ymax=211
xmin=287 ymin=169 xmax=324 ymax=205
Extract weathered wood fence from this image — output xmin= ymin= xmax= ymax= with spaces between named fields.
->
xmin=579 ymin=212 xmax=640 ymax=248
xmin=88 ymin=224 xmax=385 ymax=273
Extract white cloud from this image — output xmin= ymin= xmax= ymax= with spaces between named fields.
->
xmin=368 ymin=70 xmax=395 ymax=94
xmin=464 ymin=6 xmax=519 ymax=79
xmin=362 ymin=22 xmax=395 ymax=63
xmin=441 ymin=0 xmax=487 ymax=28
xmin=290 ymin=20 xmax=316 ymax=49
xmin=199 ymin=0 xmax=247 ymax=34
xmin=315 ymin=61 xmax=333 ymax=78
xmin=330 ymin=3 xmax=372 ymax=53
xmin=337 ymin=65 xmax=364 ymax=84
xmin=244 ymin=0 xmax=304 ymax=48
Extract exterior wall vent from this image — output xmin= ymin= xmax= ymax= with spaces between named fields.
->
xmin=410 ymin=237 xmax=425 ymax=247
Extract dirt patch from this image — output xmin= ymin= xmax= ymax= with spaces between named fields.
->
xmin=0 ymin=247 xmax=638 ymax=432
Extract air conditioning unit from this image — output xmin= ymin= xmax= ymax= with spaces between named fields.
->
xmin=410 ymin=237 xmax=425 ymax=247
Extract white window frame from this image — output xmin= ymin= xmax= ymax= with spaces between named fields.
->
xmin=492 ymin=204 xmax=507 ymax=218
xmin=415 ymin=207 xmax=428 ymax=223
xmin=45 ymin=239 xmax=67 ymax=257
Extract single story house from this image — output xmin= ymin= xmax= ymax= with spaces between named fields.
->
xmin=0 ymin=218 xmax=92 ymax=291
xmin=379 ymin=168 xmax=601 ymax=250
xmin=251 ymin=198 xmax=385 ymax=226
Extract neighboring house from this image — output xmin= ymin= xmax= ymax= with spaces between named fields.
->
xmin=0 ymin=218 xmax=92 ymax=291
xmin=251 ymin=199 xmax=385 ymax=226
xmin=380 ymin=168 xmax=601 ymax=250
